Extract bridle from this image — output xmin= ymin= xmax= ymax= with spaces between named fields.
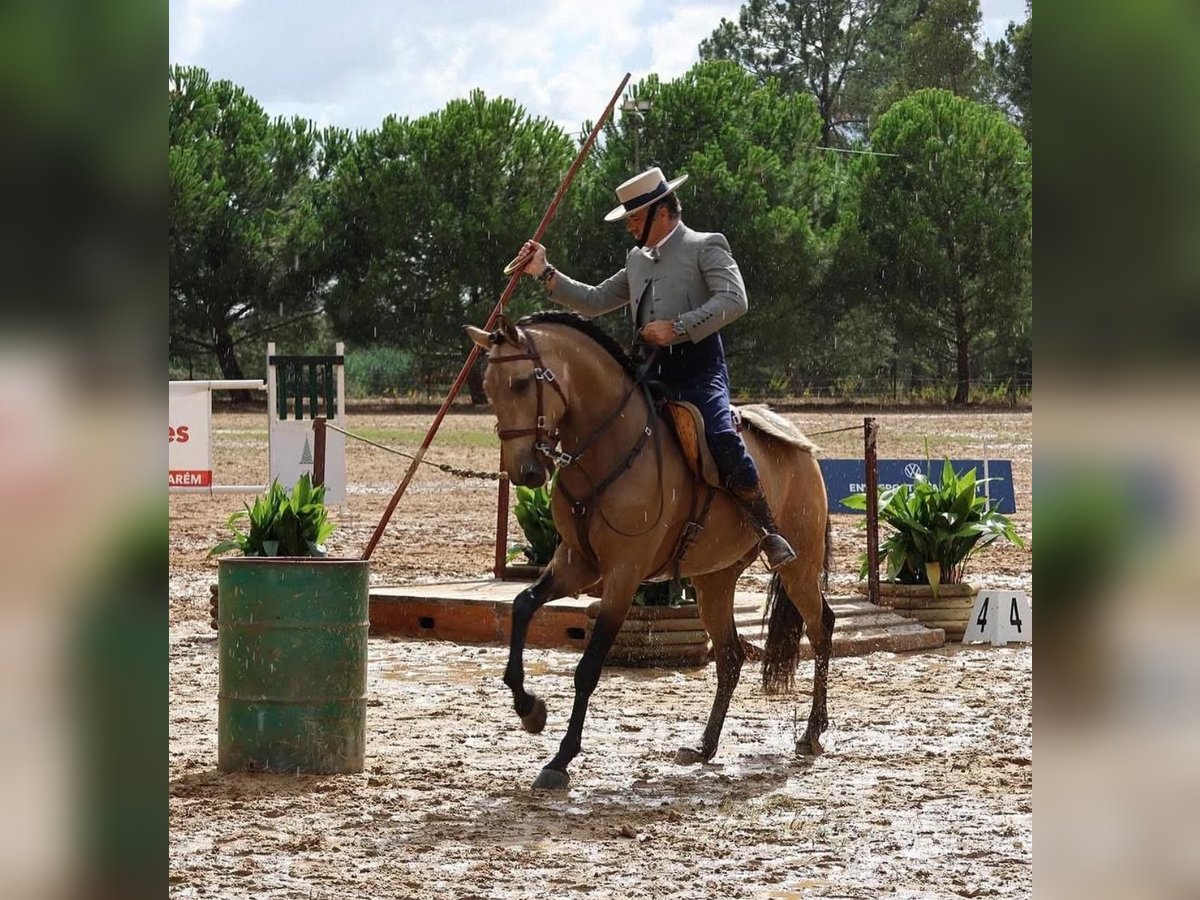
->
xmin=487 ymin=326 xmax=665 ymax=563
xmin=490 ymin=329 xmax=572 ymax=466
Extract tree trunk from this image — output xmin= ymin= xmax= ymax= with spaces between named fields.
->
xmin=214 ymin=327 xmax=245 ymax=380
xmin=953 ymin=294 xmax=970 ymax=405
xmin=467 ymin=359 xmax=488 ymax=406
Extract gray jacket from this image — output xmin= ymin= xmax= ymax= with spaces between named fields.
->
xmin=548 ymin=223 xmax=748 ymax=345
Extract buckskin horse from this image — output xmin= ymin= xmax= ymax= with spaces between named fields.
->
xmin=465 ymin=312 xmax=833 ymax=790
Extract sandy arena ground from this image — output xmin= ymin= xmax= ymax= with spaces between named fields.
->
xmin=170 ymin=407 xmax=1032 ymax=899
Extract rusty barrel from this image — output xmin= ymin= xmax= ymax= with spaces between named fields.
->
xmin=217 ymin=558 xmax=369 ymax=774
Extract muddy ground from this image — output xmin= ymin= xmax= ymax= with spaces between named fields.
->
xmin=170 ymin=408 xmax=1032 ymax=899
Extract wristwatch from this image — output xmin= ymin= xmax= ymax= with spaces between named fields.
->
xmin=671 ymin=317 xmax=687 ymax=337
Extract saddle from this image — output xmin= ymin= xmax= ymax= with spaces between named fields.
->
xmin=660 ymin=400 xmax=743 ymax=489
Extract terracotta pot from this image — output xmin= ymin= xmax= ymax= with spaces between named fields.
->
xmin=856 ymin=581 xmax=979 ymax=642
xmin=585 ymin=600 xmax=710 ymax=667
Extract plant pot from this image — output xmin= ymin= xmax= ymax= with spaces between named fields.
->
xmin=218 ymin=557 xmax=369 ymax=774
xmin=585 ymin=600 xmax=710 ymax=667
xmin=856 ymin=581 xmax=979 ymax=642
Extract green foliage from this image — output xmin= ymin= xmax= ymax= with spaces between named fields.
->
xmin=842 ymin=457 xmax=1024 ymax=586
xmin=325 ymin=91 xmax=574 ymax=355
xmin=898 ymin=0 xmax=981 ymax=98
xmin=858 ymin=89 xmax=1031 ymax=403
xmin=168 ymin=54 xmax=1034 ymax=403
xmin=981 ymin=2 xmax=1032 ymax=143
xmin=700 ymin=0 xmax=908 ymax=146
xmin=209 ymin=475 xmax=335 ymax=558
xmin=506 ymin=478 xmax=561 ymax=566
xmin=169 ymin=65 xmax=346 ymax=378
xmin=343 ymin=347 xmax=413 ymax=398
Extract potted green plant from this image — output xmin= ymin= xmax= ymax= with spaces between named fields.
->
xmin=505 ymin=476 xmax=561 ymax=578
xmin=207 ymin=475 xmax=369 ymax=774
xmin=842 ymin=458 xmax=1025 ymax=640
xmin=209 ymin=473 xmax=335 ymax=558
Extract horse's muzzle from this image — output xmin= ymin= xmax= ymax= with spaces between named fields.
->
xmin=512 ymin=464 xmax=548 ymax=489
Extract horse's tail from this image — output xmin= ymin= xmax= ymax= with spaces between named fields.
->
xmin=761 ymin=573 xmax=805 ymax=694
xmin=823 ymin=515 xmax=832 ymax=594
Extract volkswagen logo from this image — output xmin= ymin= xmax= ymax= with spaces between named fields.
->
xmin=904 ymin=462 xmax=922 ymax=479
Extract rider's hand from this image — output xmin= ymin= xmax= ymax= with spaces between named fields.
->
xmin=516 ymin=240 xmax=549 ymax=278
xmin=640 ymin=320 xmax=676 ymax=347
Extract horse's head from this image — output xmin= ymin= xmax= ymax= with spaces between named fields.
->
xmin=465 ymin=316 xmax=566 ymax=488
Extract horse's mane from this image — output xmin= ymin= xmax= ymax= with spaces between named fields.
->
xmin=516 ymin=311 xmax=638 ymax=380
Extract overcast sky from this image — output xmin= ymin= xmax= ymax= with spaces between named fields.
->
xmin=169 ymin=0 xmax=1028 ymax=134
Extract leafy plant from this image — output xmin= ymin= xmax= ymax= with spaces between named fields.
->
xmin=506 ymin=475 xmax=561 ymax=566
xmin=842 ymin=458 xmax=1024 ymax=590
xmin=208 ymin=474 xmax=335 ymax=557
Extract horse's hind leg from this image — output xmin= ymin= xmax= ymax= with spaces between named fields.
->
xmin=675 ymin=562 xmax=750 ymax=765
xmin=503 ymin=549 xmax=598 ymax=735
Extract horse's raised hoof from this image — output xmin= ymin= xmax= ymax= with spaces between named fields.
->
xmin=520 ymin=697 xmax=547 ymax=735
xmin=532 ymin=767 xmax=570 ymax=791
xmin=673 ymin=747 xmax=708 ymax=766
xmin=796 ymin=734 xmax=824 ymax=757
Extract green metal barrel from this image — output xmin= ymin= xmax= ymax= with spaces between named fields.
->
xmin=217 ymin=558 xmax=369 ymax=774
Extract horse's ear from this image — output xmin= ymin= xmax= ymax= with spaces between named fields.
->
xmin=464 ymin=325 xmax=491 ymax=350
xmin=496 ymin=315 xmax=524 ymax=347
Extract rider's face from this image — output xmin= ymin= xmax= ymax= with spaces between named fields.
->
xmin=626 ymin=205 xmax=671 ymax=244
xmin=625 ymin=208 xmax=649 ymax=241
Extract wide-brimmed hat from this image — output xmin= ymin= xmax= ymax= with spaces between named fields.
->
xmin=603 ymin=167 xmax=689 ymax=222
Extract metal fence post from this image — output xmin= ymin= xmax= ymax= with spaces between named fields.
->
xmin=864 ymin=417 xmax=880 ymax=605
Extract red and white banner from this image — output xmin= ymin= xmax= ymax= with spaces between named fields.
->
xmin=168 ymin=383 xmax=212 ymax=488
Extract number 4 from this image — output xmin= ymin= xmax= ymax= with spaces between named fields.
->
xmin=976 ymin=598 xmax=989 ymax=629
xmin=1010 ymin=597 xmax=1023 ymax=632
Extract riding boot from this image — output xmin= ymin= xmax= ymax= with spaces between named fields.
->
xmin=730 ymin=483 xmax=797 ymax=571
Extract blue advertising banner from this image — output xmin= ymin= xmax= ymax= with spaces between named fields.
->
xmin=820 ymin=459 xmax=1016 ymax=514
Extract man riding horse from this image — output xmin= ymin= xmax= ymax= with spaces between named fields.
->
xmin=515 ymin=166 xmax=796 ymax=571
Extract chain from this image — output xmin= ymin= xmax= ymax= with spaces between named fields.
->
xmin=323 ymin=422 xmax=502 ymax=481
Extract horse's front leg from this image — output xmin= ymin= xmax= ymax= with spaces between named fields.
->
xmin=503 ymin=550 xmax=597 ymax=735
xmin=532 ymin=568 xmax=639 ymax=791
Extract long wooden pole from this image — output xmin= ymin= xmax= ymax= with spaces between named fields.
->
xmin=361 ymin=72 xmax=632 ymax=560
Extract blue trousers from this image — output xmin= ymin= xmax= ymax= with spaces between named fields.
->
xmin=642 ymin=334 xmax=760 ymax=492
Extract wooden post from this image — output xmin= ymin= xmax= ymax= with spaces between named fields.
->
xmin=494 ymin=466 xmax=510 ymax=579
xmin=864 ymin=417 xmax=880 ymax=605
xmin=312 ymin=416 xmax=327 ymax=488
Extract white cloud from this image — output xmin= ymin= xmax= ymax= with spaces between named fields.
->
xmin=172 ymin=0 xmax=244 ymax=60
xmin=647 ymin=4 xmax=735 ymax=80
